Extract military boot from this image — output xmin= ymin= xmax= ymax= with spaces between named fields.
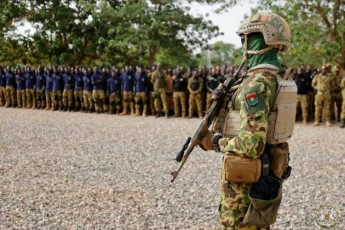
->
xmin=340 ymin=119 xmax=345 ymax=128
xmin=119 ymin=109 xmax=127 ymax=116
xmin=313 ymin=121 xmax=319 ymax=126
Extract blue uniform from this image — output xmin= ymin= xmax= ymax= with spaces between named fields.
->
xmin=107 ymin=76 xmax=122 ymax=95
xmin=5 ymin=72 xmax=15 ymax=86
xmin=121 ymin=72 xmax=135 ymax=92
xmin=35 ymin=73 xmax=45 ymax=90
xmin=25 ymin=73 xmax=35 ymax=89
xmin=63 ymin=73 xmax=74 ymax=90
xmin=0 ymin=72 xmax=6 ymax=87
xmin=52 ymin=73 xmax=63 ymax=91
xmin=135 ymin=73 xmax=148 ymax=93
xmin=91 ymin=73 xmax=104 ymax=90
xmin=83 ymin=75 xmax=93 ymax=91
xmin=74 ymin=73 xmax=83 ymax=91
xmin=16 ymin=74 xmax=26 ymax=90
xmin=45 ymin=73 xmax=53 ymax=93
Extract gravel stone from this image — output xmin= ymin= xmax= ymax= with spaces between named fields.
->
xmin=0 ymin=108 xmax=344 ymax=229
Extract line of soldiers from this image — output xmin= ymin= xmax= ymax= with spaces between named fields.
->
xmin=0 ymin=64 xmax=240 ymax=119
xmin=293 ymin=64 xmax=345 ymax=128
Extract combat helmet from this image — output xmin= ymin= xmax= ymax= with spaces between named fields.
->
xmin=237 ymin=12 xmax=291 ymax=56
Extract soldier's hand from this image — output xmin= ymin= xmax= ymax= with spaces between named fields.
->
xmin=199 ymin=130 xmax=214 ymax=151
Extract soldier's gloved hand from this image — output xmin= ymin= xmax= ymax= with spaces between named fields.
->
xmin=199 ymin=130 xmax=214 ymax=151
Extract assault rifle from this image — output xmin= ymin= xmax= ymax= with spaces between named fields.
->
xmin=171 ymin=60 xmax=246 ymax=183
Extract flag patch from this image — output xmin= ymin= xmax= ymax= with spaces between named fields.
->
xmin=245 ymin=91 xmax=259 ymax=106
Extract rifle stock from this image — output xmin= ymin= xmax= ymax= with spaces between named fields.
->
xmin=171 ymin=61 xmax=246 ymax=183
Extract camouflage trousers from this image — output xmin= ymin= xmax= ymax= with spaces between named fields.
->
xmin=296 ymin=94 xmax=308 ymax=119
xmin=83 ymin=90 xmax=94 ymax=110
xmin=52 ymin=90 xmax=63 ymax=110
xmin=5 ymin=86 xmax=16 ymax=106
xmin=219 ymin=172 xmax=270 ymax=230
xmin=173 ymin=92 xmax=186 ymax=117
xmin=206 ymin=92 xmax=213 ymax=111
xmin=149 ymin=91 xmax=155 ymax=115
xmin=63 ymin=89 xmax=74 ymax=108
xmin=45 ymin=91 xmax=52 ymax=109
xmin=122 ymin=91 xmax=134 ymax=113
xmin=331 ymin=92 xmax=342 ymax=120
xmin=17 ymin=90 xmax=26 ymax=108
xmin=26 ymin=89 xmax=36 ymax=108
xmin=74 ymin=89 xmax=84 ymax=110
xmin=189 ymin=93 xmax=203 ymax=117
xmin=341 ymin=91 xmax=345 ymax=119
xmin=92 ymin=90 xmax=106 ymax=112
xmin=154 ymin=88 xmax=168 ymax=114
xmin=109 ymin=92 xmax=121 ymax=113
xmin=134 ymin=92 xmax=148 ymax=115
xmin=0 ymin=86 xmax=6 ymax=106
xmin=36 ymin=90 xmax=45 ymax=108
xmin=315 ymin=93 xmax=331 ymax=122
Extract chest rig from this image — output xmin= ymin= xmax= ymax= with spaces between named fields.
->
xmin=212 ymin=67 xmax=297 ymax=145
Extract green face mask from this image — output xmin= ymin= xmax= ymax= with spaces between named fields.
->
xmin=242 ymin=33 xmax=281 ymax=69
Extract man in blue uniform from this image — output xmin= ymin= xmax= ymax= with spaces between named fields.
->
xmin=107 ymin=69 xmax=122 ymax=114
xmin=91 ymin=66 xmax=106 ymax=113
xmin=62 ymin=67 xmax=74 ymax=112
xmin=44 ymin=67 xmax=53 ymax=110
xmin=74 ymin=67 xmax=84 ymax=111
xmin=16 ymin=68 xmax=26 ymax=108
xmin=134 ymin=67 xmax=149 ymax=116
xmin=35 ymin=67 xmax=46 ymax=109
xmin=0 ymin=67 xmax=6 ymax=107
xmin=25 ymin=66 xmax=36 ymax=109
xmin=83 ymin=68 xmax=94 ymax=113
xmin=119 ymin=66 xmax=135 ymax=116
xmin=5 ymin=66 xmax=17 ymax=107
xmin=52 ymin=67 xmax=64 ymax=111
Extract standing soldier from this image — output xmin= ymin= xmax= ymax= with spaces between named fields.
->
xmin=147 ymin=66 xmax=156 ymax=116
xmin=35 ymin=67 xmax=46 ymax=109
xmin=83 ymin=68 xmax=94 ymax=113
xmin=62 ymin=67 xmax=74 ymax=112
xmin=107 ymin=69 xmax=122 ymax=115
xmin=312 ymin=65 xmax=335 ymax=126
xmin=134 ymin=67 xmax=149 ymax=116
xmin=331 ymin=66 xmax=342 ymax=122
xmin=119 ymin=66 xmax=135 ymax=116
xmin=187 ymin=69 xmax=203 ymax=118
xmin=52 ymin=67 xmax=64 ymax=111
xmin=0 ymin=67 xmax=6 ymax=107
xmin=102 ymin=67 xmax=111 ymax=113
xmin=15 ymin=68 xmax=26 ymax=108
xmin=294 ymin=67 xmax=311 ymax=125
xmin=74 ymin=67 xmax=84 ymax=112
xmin=166 ymin=69 xmax=174 ymax=116
xmin=172 ymin=67 xmax=187 ymax=118
xmin=5 ymin=66 xmax=17 ymax=107
xmin=206 ymin=68 xmax=223 ymax=110
xmin=91 ymin=66 xmax=106 ymax=113
xmin=151 ymin=63 xmax=169 ymax=118
xmin=44 ymin=68 xmax=53 ymax=110
xmin=25 ymin=67 xmax=36 ymax=109
xmin=340 ymin=75 xmax=345 ymax=128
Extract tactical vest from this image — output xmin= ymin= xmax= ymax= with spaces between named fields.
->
xmin=212 ymin=67 xmax=297 ymax=145
xmin=208 ymin=75 xmax=220 ymax=90
xmin=173 ymin=75 xmax=186 ymax=92
xmin=190 ymin=78 xmax=200 ymax=91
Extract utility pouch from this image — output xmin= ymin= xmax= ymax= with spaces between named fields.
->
xmin=223 ymin=154 xmax=262 ymax=184
xmin=267 ymin=142 xmax=290 ymax=179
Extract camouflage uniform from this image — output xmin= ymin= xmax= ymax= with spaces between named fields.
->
xmin=331 ymin=71 xmax=343 ymax=122
xmin=151 ymin=68 xmax=168 ymax=116
xmin=187 ymin=75 xmax=203 ymax=118
xmin=312 ymin=72 xmax=335 ymax=126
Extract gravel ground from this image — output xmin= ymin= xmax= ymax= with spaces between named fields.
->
xmin=0 ymin=107 xmax=344 ymax=230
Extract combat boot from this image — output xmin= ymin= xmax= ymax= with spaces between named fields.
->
xmin=313 ymin=121 xmax=319 ymax=126
xmin=119 ymin=109 xmax=127 ymax=116
xmin=340 ymin=119 xmax=345 ymax=128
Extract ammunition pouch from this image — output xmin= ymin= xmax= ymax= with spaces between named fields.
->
xmin=243 ymin=176 xmax=282 ymax=227
xmin=267 ymin=142 xmax=291 ymax=179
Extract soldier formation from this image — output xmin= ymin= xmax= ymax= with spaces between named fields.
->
xmin=0 ymin=63 xmax=344 ymax=127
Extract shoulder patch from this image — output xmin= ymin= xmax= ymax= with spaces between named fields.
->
xmin=245 ymin=91 xmax=259 ymax=106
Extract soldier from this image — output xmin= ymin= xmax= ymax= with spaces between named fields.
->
xmin=134 ymin=67 xmax=149 ymax=116
xmin=62 ymin=67 xmax=74 ymax=112
xmin=52 ymin=67 xmax=64 ymax=111
xmin=83 ymin=68 xmax=94 ymax=113
xmin=199 ymin=12 xmax=294 ymax=229
xmin=35 ymin=67 xmax=46 ymax=109
xmin=166 ymin=69 xmax=174 ymax=116
xmin=0 ymin=67 xmax=6 ymax=107
xmin=340 ymin=75 xmax=345 ymax=128
xmin=172 ymin=67 xmax=187 ymax=118
xmin=91 ymin=66 xmax=106 ymax=113
xmin=294 ymin=67 xmax=311 ymax=125
xmin=44 ymin=68 xmax=53 ymax=110
xmin=331 ymin=66 xmax=342 ymax=122
xmin=206 ymin=68 xmax=223 ymax=110
xmin=151 ymin=63 xmax=169 ymax=118
xmin=15 ymin=68 xmax=26 ymax=108
xmin=312 ymin=65 xmax=335 ymax=126
xmin=5 ymin=66 xmax=16 ymax=108
xmin=74 ymin=67 xmax=84 ymax=111
xmin=102 ymin=67 xmax=111 ymax=113
xmin=25 ymin=66 xmax=36 ymax=109
xmin=119 ymin=66 xmax=135 ymax=116
xmin=187 ymin=69 xmax=203 ymax=118
xmin=147 ymin=66 xmax=156 ymax=116
xmin=107 ymin=69 xmax=122 ymax=115
xmin=305 ymin=65 xmax=315 ymax=122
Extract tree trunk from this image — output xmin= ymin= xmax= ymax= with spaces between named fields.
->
xmin=149 ymin=45 xmax=156 ymax=67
